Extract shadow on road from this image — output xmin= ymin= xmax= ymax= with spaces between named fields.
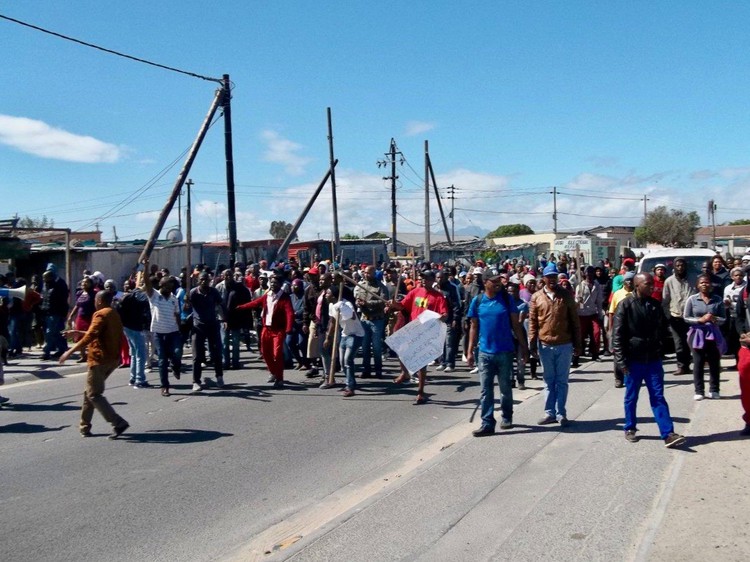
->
xmin=120 ymin=429 xmax=234 ymax=444
xmin=2 ymin=400 xmax=79 ymax=412
xmin=680 ymin=429 xmax=749 ymax=449
xmin=0 ymin=422 xmax=69 ymax=434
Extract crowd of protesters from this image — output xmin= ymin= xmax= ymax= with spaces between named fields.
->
xmin=1 ymin=250 xmax=749 ymax=444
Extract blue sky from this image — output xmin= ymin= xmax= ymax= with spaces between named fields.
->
xmin=2 ymin=1 xmax=750 ymax=243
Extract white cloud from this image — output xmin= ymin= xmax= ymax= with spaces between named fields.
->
xmin=404 ymin=120 xmax=436 ymax=137
xmin=0 ymin=114 xmax=122 ymax=163
xmin=260 ymin=130 xmax=313 ymax=175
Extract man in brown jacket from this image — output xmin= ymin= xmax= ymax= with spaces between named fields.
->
xmin=60 ymin=290 xmax=129 ymax=439
xmin=529 ymin=262 xmax=582 ymax=426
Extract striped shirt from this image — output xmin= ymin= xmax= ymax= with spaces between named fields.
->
xmin=148 ymin=291 xmax=180 ymax=334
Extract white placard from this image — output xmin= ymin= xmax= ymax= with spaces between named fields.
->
xmin=385 ymin=310 xmax=447 ymax=374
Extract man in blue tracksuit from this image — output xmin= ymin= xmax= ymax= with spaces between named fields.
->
xmin=613 ymin=272 xmax=686 ymax=448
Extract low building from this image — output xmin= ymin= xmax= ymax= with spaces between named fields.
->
xmin=695 ymin=225 xmax=750 ymax=255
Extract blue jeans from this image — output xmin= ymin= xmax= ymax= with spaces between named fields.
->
xmin=222 ymin=328 xmax=242 ymax=368
xmin=361 ymin=318 xmax=385 ymax=376
xmin=478 ymin=350 xmax=514 ymax=428
xmin=538 ymin=342 xmax=573 ymax=419
xmin=123 ymin=327 xmax=147 ymax=384
xmin=154 ymin=331 xmax=181 ymax=389
xmin=339 ymin=334 xmax=362 ymax=390
xmin=43 ymin=314 xmax=68 ymax=356
xmin=441 ymin=324 xmax=458 ymax=369
xmin=624 ymin=361 xmax=675 ymax=439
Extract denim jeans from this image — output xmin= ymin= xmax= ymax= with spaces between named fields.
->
xmin=191 ymin=323 xmax=224 ymax=383
xmin=222 ymin=328 xmax=242 ymax=368
xmin=316 ymin=323 xmax=332 ymax=376
xmin=123 ymin=327 xmax=147 ymax=384
xmin=154 ymin=331 xmax=181 ymax=389
xmin=624 ymin=361 xmax=675 ymax=439
xmin=361 ymin=318 xmax=385 ymax=376
xmin=478 ymin=350 xmax=514 ymax=428
xmin=339 ymin=334 xmax=362 ymax=390
xmin=538 ymin=342 xmax=573 ymax=419
xmin=285 ymin=324 xmax=307 ymax=367
xmin=441 ymin=324 xmax=458 ymax=369
xmin=43 ymin=314 xmax=68 ymax=356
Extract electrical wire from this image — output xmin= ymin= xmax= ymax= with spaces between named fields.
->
xmin=0 ymin=14 xmax=222 ymax=83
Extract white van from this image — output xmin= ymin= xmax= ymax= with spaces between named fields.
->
xmin=637 ymin=248 xmax=717 ymax=285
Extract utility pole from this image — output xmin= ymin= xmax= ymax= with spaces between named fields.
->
xmin=177 ymin=187 xmax=182 ymax=233
xmin=424 ymin=140 xmax=431 ymax=263
xmin=643 ymin=194 xmax=648 ymax=221
xmin=186 ymin=179 xmax=193 ymax=280
xmin=552 ymin=186 xmax=558 ymax=235
xmin=447 ymin=184 xmax=456 ymax=241
xmin=377 ymin=139 xmax=402 ymax=256
xmin=222 ymin=74 xmax=238 ymax=269
xmin=708 ymin=200 xmax=717 ymax=251
xmin=327 ymin=108 xmax=340 ymax=261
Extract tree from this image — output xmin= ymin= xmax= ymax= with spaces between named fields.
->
xmin=341 ymin=233 xmax=360 ymax=239
xmin=18 ymin=215 xmax=54 ymax=229
xmin=269 ymin=220 xmax=295 ymax=240
xmin=727 ymin=219 xmax=750 ymax=225
xmin=486 ymin=223 xmax=534 ymax=238
xmin=634 ymin=206 xmax=700 ymax=247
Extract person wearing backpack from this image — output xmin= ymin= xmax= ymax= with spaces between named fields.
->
xmin=467 ymin=274 xmax=528 ymax=436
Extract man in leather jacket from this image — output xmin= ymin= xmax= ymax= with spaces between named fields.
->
xmin=613 ymin=273 xmax=686 ymax=448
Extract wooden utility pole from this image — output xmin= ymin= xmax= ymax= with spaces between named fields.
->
xmin=222 ymin=74 xmax=238 ymax=269
xmin=426 ymin=151 xmax=452 ymax=245
xmin=138 ymin=87 xmax=224 ymax=265
xmin=424 ymin=140 xmax=431 ymax=262
xmin=643 ymin=194 xmax=648 ymax=221
xmin=447 ymin=184 xmax=456 ymax=242
xmin=327 ymin=108 xmax=340 ymax=261
xmin=186 ymin=179 xmax=193 ymax=279
xmin=377 ymin=139 xmax=401 ymax=256
xmin=552 ymin=186 xmax=558 ymax=235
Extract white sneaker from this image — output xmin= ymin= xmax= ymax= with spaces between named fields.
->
xmin=435 ymin=365 xmax=445 ymax=371
xmin=444 ymin=367 xmax=455 ymax=373
xmin=461 ymin=354 xmax=468 ymax=363
xmin=216 ymin=376 xmax=224 ymax=388
xmin=470 ymin=367 xmax=479 ymax=375
xmin=708 ymin=391 xmax=720 ymax=399
xmin=428 ymin=360 xmax=437 ymax=366
xmin=693 ymin=394 xmax=704 ymax=401
xmin=192 ymin=382 xmax=203 ymax=392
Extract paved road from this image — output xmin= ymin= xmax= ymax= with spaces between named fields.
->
xmin=0 ymin=351 xmax=747 ymax=561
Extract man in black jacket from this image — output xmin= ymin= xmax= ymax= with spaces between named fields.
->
xmin=613 ymin=273 xmax=686 ymax=448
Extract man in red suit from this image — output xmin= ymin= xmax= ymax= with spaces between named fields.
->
xmin=238 ymin=272 xmax=294 ymax=389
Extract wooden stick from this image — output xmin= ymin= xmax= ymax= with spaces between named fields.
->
xmin=337 ymin=272 xmax=389 ymax=302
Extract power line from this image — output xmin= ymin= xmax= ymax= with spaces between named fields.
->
xmin=0 ymin=14 xmax=222 ymax=83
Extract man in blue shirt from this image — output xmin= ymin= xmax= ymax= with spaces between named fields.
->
xmin=467 ymin=274 xmax=528 ymax=436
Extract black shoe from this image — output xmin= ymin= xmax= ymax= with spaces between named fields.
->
xmin=361 ymin=372 xmax=372 ymax=379
xmin=109 ymin=423 xmax=129 ymax=440
xmin=267 ymin=375 xmax=276 ymax=383
xmin=538 ymin=415 xmax=557 ymax=425
xmin=558 ymin=417 xmax=570 ymax=427
xmin=664 ymin=433 xmax=686 ymax=448
xmin=614 ymin=381 xmax=624 ymax=388
xmin=472 ymin=426 xmax=495 ymax=437
xmin=272 ymin=380 xmax=284 ymax=389
xmin=81 ymin=430 xmax=92 ymax=438
xmin=740 ymin=425 xmax=750 ymax=437
xmin=518 ymin=384 xmax=527 ymax=391
xmin=161 ymin=388 xmax=171 ymax=397
xmin=624 ymin=429 xmax=639 ymax=443
xmin=305 ymin=368 xmax=319 ymax=378
xmin=499 ymin=419 xmax=513 ymax=430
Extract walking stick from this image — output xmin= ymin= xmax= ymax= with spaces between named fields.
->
xmin=327 ymin=280 xmax=345 ymax=385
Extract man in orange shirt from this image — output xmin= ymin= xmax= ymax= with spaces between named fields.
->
xmin=60 ymin=290 xmax=129 ymax=439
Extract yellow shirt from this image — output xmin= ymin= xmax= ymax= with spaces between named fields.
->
xmin=609 ymin=287 xmax=633 ymax=315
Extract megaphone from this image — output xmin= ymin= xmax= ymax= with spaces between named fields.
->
xmin=0 ymin=285 xmax=27 ymax=300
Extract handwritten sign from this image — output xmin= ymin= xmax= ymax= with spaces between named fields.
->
xmin=385 ymin=310 xmax=446 ymax=374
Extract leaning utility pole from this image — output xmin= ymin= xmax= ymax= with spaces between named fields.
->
xmin=327 ymin=108 xmax=340 ymax=261
xmin=426 ymin=150 xmax=452 ymax=245
xmin=222 ymin=74 xmax=238 ymax=268
xmin=138 ymin=86 xmax=224 ymax=265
